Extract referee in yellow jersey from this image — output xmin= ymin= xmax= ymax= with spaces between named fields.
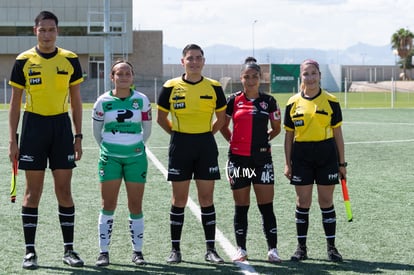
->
xmin=8 ymin=11 xmax=84 ymax=270
xmin=283 ymin=59 xmax=346 ymax=263
xmin=157 ymin=44 xmax=227 ymax=264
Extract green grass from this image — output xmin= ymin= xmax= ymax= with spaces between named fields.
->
xmin=0 ymin=101 xmax=413 ymax=274
xmin=270 ymin=91 xmax=414 ymax=109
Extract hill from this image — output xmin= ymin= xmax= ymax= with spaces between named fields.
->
xmin=164 ymin=43 xmax=396 ymax=65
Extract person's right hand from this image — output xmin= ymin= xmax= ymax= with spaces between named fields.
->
xmin=284 ymin=164 xmax=292 ymax=180
xmin=9 ymin=140 xmax=19 ymax=163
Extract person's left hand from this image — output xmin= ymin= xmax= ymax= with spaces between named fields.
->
xmin=74 ymin=139 xmax=83 ymax=161
xmin=339 ymin=166 xmax=347 ymax=180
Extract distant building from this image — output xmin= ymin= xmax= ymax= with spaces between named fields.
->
xmin=0 ymin=0 xmax=404 ymax=103
xmin=0 ymin=0 xmax=162 ymax=102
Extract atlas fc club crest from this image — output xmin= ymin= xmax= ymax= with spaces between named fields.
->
xmin=259 ymin=101 xmax=268 ymax=110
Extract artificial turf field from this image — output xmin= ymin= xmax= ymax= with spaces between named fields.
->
xmin=0 ymin=92 xmax=413 ymax=274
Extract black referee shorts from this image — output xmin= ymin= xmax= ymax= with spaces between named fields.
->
xmin=290 ymin=138 xmax=339 ymax=185
xmin=167 ymin=131 xmax=220 ymax=181
xmin=19 ymin=112 xmax=76 ymax=170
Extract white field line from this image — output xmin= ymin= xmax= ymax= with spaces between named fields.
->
xmin=344 ymin=121 xmax=414 ymax=126
xmin=1 ymin=139 xmax=413 ymax=152
xmin=131 ymin=138 xmax=414 ymax=151
xmin=2 ymin=139 xmax=410 ymax=151
xmin=344 ymin=139 xmax=414 ymax=145
xmin=145 ymin=148 xmax=258 ymax=275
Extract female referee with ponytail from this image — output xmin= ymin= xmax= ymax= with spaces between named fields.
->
xmin=283 ymin=59 xmax=346 ymax=262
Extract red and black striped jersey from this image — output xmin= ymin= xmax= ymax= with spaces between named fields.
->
xmin=226 ymin=91 xmax=281 ymax=156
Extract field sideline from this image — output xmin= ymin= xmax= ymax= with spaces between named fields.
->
xmin=0 ymin=101 xmax=413 ymax=274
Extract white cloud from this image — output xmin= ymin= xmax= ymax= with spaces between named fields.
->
xmin=133 ymin=0 xmax=414 ymax=50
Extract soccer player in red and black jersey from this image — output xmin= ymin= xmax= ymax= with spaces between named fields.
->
xmin=220 ymin=57 xmax=282 ymax=263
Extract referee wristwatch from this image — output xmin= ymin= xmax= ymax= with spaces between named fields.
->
xmin=338 ymin=162 xmax=347 ymax=167
xmin=74 ymin=133 xmax=83 ymax=140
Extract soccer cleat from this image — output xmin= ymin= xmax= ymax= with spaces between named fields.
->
xmin=166 ymin=249 xmax=182 ymax=264
xmin=327 ymin=245 xmax=343 ymax=262
xmin=232 ymin=247 xmax=248 ymax=262
xmin=267 ymin=248 xmax=282 ymax=263
xmin=62 ymin=250 xmax=84 ymax=267
xmin=291 ymin=245 xmax=308 ymax=262
xmin=205 ymin=249 xmax=224 ymax=264
xmin=132 ymin=251 xmax=146 ymax=265
xmin=22 ymin=252 xmax=38 ymax=270
xmin=96 ymin=252 xmax=110 ymax=267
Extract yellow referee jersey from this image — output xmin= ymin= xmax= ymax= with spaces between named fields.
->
xmin=284 ymin=89 xmax=343 ymax=142
xmin=157 ymin=75 xmax=227 ymax=134
xmin=9 ymin=47 xmax=84 ymax=116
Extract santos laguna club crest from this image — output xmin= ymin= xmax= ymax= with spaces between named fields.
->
xmin=132 ymin=99 xmax=140 ymax=110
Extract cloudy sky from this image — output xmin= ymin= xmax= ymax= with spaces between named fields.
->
xmin=132 ymin=0 xmax=413 ymax=51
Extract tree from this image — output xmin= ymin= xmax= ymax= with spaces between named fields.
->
xmin=391 ymin=28 xmax=414 ymax=80
xmin=397 ymin=48 xmax=414 ymax=72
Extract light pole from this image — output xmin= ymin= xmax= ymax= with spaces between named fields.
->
xmin=252 ymin=20 xmax=258 ymax=57
xmin=360 ymin=52 xmax=367 ymax=65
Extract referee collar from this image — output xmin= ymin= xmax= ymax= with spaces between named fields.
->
xmin=301 ymin=88 xmax=321 ymax=100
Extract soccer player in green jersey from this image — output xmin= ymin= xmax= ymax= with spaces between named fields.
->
xmin=92 ymin=60 xmax=152 ymax=267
